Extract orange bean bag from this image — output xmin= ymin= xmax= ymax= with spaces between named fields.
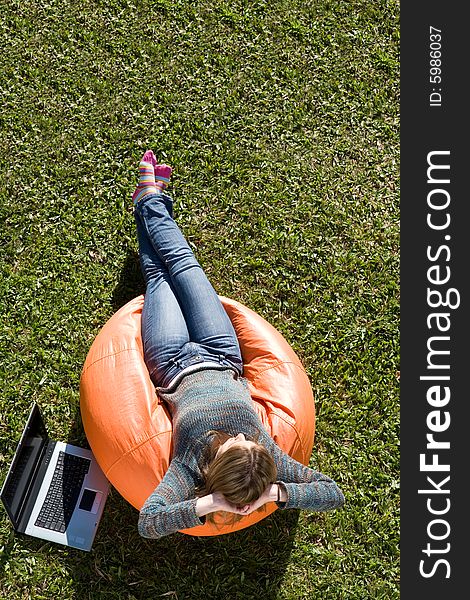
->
xmin=79 ymin=295 xmax=315 ymax=536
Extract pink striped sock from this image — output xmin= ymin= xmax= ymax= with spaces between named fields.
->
xmin=132 ymin=150 xmax=158 ymax=204
xmin=154 ymin=164 xmax=172 ymax=192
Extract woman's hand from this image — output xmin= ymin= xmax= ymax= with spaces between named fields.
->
xmin=238 ymin=484 xmax=285 ymax=515
xmin=239 ymin=488 xmax=272 ymax=515
xmin=229 ymin=483 xmax=278 ymax=515
xmin=196 ymin=485 xmax=285 ymax=518
xmin=195 ymin=493 xmax=250 ymax=517
xmin=211 ymin=492 xmax=251 ymax=514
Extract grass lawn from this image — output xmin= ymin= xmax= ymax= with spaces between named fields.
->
xmin=0 ymin=0 xmax=399 ymax=598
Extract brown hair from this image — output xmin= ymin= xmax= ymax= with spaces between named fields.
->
xmin=197 ymin=431 xmax=277 ymax=526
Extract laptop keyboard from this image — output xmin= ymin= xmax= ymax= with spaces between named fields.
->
xmin=35 ymin=451 xmax=90 ymax=533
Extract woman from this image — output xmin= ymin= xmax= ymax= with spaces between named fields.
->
xmin=133 ymin=150 xmax=344 ymax=539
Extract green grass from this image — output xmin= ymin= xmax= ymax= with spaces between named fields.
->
xmin=0 ymin=0 xmax=399 ymax=598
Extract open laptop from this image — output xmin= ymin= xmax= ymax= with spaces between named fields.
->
xmin=0 ymin=402 xmax=110 ymax=551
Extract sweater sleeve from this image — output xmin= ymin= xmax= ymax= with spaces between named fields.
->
xmin=269 ymin=442 xmax=345 ymax=512
xmin=138 ymin=460 xmax=205 ymax=539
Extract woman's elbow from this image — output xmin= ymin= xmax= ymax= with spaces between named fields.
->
xmin=331 ymin=483 xmax=345 ymax=509
xmin=138 ymin=512 xmax=161 ymax=539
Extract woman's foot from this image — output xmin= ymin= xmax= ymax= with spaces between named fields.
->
xmin=132 ymin=150 xmax=173 ymax=204
xmin=132 ymin=150 xmax=158 ymax=204
xmin=154 ymin=163 xmax=172 ymax=193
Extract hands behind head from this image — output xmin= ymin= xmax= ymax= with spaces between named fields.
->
xmin=212 ymin=485 xmax=277 ymax=516
xmin=210 ymin=492 xmax=248 ymax=515
xmin=236 ymin=490 xmax=273 ymax=515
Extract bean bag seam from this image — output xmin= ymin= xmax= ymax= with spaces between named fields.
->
xmin=271 ymin=409 xmax=310 ymax=461
xmin=82 ymin=347 xmax=142 ymax=373
xmin=105 ymin=430 xmax=171 ymax=476
xmin=250 ymin=361 xmax=312 ymax=461
xmin=249 ymin=359 xmax=308 ymax=381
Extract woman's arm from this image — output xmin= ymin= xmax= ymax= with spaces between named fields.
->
xmin=241 ymin=469 xmax=343 ymax=516
xmin=260 ymin=437 xmax=345 ymax=512
xmin=274 ymin=467 xmax=344 ymax=511
xmin=138 ymin=461 xmax=205 ymax=539
xmin=138 ymin=462 xmax=247 ymax=539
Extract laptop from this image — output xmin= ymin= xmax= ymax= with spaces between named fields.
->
xmin=0 ymin=402 xmax=110 ymax=552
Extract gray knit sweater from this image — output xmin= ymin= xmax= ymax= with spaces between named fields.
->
xmin=138 ymin=368 xmax=344 ymax=539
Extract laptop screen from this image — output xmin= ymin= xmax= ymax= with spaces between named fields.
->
xmin=0 ymin=404 xmax=48 ymax=528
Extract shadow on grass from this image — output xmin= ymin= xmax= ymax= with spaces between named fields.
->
xmin=34 ymin=251 xmax=298 ymax=599
xmin=4 ymin=487 xmax=299 ymax=600
xmin=2 ymin=390 xmax=298 ymax=598
xmin=17 ymin=396 xmax=298 ymax=599
xmin=110 ymin=250 xmax=146 ymax=312
xmin=77 ymin=491 xmax=299 ymax=599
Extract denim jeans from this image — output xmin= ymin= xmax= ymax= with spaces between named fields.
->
xmin=134 ymin=192 xmax=243 ymax=389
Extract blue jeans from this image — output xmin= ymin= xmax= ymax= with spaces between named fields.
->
xmin=134 ymin=192 xmax=243 ymax=389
